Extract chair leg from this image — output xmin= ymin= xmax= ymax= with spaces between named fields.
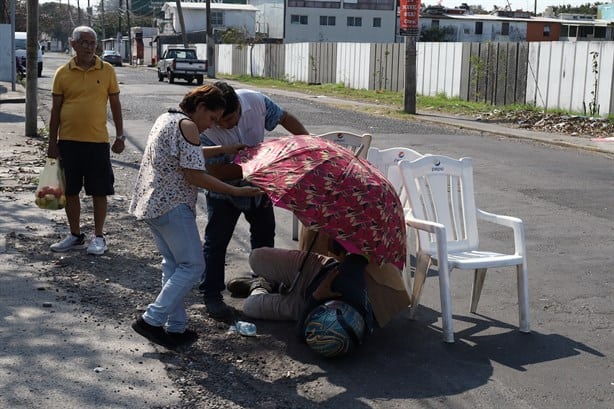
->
xmin=409 ymin=251 xmax=431 ymax=319
xmin=291 ymin=215 xmax=299 ymax=241
xmin=401 ymin=267 xmax=412 ymax=299
xmin=517 ymin=262 xmax=531 ymax=333
xmin=437 ymin=263 xmax=454 ymax=343
xmin=470 ymin=268 xmax=487 ymax=313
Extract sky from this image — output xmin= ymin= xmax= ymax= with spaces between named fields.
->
xmin=38 ymin=0 xmax=609 ymax=14
xmin=420 ymin=1 xmax=608 ymax=14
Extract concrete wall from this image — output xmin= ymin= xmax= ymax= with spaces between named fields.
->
xmin=0 ymin=24 xmax=13 ymax=82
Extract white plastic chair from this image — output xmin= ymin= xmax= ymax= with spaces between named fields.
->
xmin=366 ymin=146 xmax=424 ymax=294
xmin=316 ymin=131 xmax=372 ymax=159
xmin=291 ymin=131 xmax=373 ymax=240
xmin=398 ymin=155 xmax=530 ymax=343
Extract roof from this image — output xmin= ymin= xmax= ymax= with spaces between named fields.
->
xmin=420 ymin=13 xmax=563 ymax=24
xmin=162 ymin=2 xmax=258 ymax=12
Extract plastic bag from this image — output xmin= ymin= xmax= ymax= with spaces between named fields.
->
xmin=35 ymin=158 xmax=66 ymax=210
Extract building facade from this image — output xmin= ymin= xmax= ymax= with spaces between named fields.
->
xmin=283 ymin=0 xmax=397 ymax=43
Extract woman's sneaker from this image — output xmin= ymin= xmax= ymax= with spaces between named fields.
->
xmin=50 ymin=233 xmax=86 ymax=252
xmin=87 ymin=236 xmax=108 ymax=255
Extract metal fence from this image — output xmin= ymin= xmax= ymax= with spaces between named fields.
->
xmin=214 ymin=41 xmax=614 ymax=116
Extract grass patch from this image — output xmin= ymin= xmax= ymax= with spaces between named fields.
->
xmin=220 ymin=75 xmax=613 ymax=123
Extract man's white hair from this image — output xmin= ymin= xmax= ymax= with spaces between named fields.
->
xmin=72 ymin=26 xmax=97 ymax=42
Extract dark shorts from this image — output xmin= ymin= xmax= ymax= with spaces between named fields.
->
xmin=58 ymin=140 xmax=115 ymax=196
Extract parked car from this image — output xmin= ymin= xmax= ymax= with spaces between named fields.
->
xmin=102 ymin=50 xmax=123 ymax=67
xmin=14 ymin=32 xmax=43 ymax=77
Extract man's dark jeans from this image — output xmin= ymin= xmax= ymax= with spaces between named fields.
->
xmin=200 ymin=194 xmax=275 ymax=303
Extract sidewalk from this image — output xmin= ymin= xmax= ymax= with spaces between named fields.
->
xmin=0 ymin=81 xmax=180 ymax=408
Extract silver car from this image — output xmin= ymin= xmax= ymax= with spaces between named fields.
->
xmin=102 ymin=50 xmax=123 ymax=67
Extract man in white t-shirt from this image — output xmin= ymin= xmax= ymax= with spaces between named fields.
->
xmin=199 ymin=81 xmax=309 ymax=320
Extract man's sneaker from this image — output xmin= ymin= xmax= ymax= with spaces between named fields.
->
xmin=131 ymin=317 xmax=177 ymax=349
xmin=166 ymin=328 xmax=198 ymax=347
xmin=227 ymin=276 xmax=273 ymax=298
xmin=226 ymin=276 xmax=254 ymax=298
xmin=87 ymin=236 xmax=108 ymax=255
xmin=50 ymin=233 xmax=86 ymax=252
xmin=205 ymin=299 xmax=235 ymax=322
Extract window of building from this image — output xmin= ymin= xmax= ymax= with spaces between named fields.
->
xmin=289 ymin=0 xmax=341 ymax=8
xmin=432 ymin=20 xmax=439 ymax=28
xmin=347 ymin=16 xmax=363 ymax=27
xmin=475 ymin=22 xmax=483 ymax=35
xmin=373 ymin=17 xmax=382 ymax=27
xmin=579 ymin=25 xmax=593 ymax=37
xmin=320 ymin=16 xmax=336 ymax=26
xmin=543 ymin=24 xmax=550 ymax=37
xmin=343 ymin=0 xmax=395 ymax=10
xmin=569 ymin=25 xmax=577 ymax=37
xmin=211 ymin=11 xmax=223 ymax=27
xmin=502 ymin=22 xmax=509 ymax=35
xmin=595 ymin=26 xmax=606 ymax=38
xmin=291 ymin=14 xmax=309 ymax=25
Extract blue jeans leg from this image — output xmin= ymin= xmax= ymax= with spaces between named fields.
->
xmin=144 ymin=204 xmax=205 ymax=333
xmin=201 ymin=195 xmax=241 ymax=303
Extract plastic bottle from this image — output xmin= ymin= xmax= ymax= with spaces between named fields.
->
xmin=235 ymin=320 xmax=257 ymax=337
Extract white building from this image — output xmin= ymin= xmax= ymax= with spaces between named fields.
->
xmin=250 ymin=0 xmax=285 ymax=41
xmin=160 ymin=2 xmax=258 ymax=38
xmin=283 ymin=0 xmax=397 ymax=43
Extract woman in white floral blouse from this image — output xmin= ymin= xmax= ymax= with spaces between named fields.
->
xmin=129 ymin=84 xmax=262 ymax=349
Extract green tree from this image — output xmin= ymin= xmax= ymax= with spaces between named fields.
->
xmin=549 ymin=2 xmax=604 ymax=15
xmin=40 ymin=2 xmax=78 ymax=45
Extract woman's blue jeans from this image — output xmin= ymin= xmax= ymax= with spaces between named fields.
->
xmin=143 ymin=204 xmax=205 ymax=333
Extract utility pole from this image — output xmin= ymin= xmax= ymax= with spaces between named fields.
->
xmin=87 ymin=0 xmax=91 ymax=26
xmin=25 ymin=0 xmax=38 ymax=136
xmin=100 ymin=0 xmax=105 ymax=40
xmin=10 ymin=0 xmax=16 ymax=91
xmin=399 ymin=0 xmax=421 ymax=114
xmin=118 ymin=0 xmax=122 ymax=53
xmin=175 ymin=0 xmax=188 ymax=47
xmin=206 ymin=0 xmax=215 ymax=78
xmin=77 ymin=0 xmax=82 ymax=25
xmin=404 ymin=36 xmax=417 ymax=114
xmin=126 ymin=0 xmax=132 ymax=64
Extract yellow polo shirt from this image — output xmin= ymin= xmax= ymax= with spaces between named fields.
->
xmin=52 ymin=56 xmax=120 ymax=143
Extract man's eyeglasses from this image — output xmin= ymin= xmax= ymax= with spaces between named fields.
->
xmin=79 ymin=40 xmax=97 ymax=48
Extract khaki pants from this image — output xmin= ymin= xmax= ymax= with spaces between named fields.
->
xmin=243 ymin=247 xmax=334 ymax=321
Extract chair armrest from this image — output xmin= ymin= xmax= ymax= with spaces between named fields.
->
xmin=406 ymin=216 xmax=448 ymax=262
xmin=476 ymin=209 xmax=526 ymax=257
xmin=406 ymin=216 xmax=444 ymax=235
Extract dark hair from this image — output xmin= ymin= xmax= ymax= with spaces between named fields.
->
xmin=179 ymin=84 xmax=226 ymax=115
xmin=213 ymin=81 xmax=240 ymax=117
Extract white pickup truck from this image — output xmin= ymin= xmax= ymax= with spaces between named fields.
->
xmin=157 ymin=48 xmax=207 ymax=85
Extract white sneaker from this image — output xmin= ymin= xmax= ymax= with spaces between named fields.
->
xmin=50 ymin=233 xmax=86 ymax=252
xmin=87 ymin=236 xmax=108 ymax=255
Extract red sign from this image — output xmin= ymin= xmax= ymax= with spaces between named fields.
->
xmin=399 ymin=0 xmax=421 ymax=36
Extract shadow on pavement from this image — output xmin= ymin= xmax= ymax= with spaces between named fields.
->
xmin=215 ymin=304 xmax=605 ymax=407
xmin=0 ymin=111 xmax=25 ymax=123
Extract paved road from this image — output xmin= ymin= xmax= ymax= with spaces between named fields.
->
xmin=1 ymin=53 xmax=613 ymax=408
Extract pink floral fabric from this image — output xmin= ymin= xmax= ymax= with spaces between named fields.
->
xmin=234 ymin=135 xmax=406 ymax=269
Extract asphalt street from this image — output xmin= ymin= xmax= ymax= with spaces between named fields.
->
xmin=1 ymin=54 xmax=613 ymax=408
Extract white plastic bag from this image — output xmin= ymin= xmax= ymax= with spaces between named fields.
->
xmin=35 ymin=158 xmax=66 ymax=210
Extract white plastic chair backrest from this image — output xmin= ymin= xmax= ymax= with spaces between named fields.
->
xmin=316 ymin=131 xmax=372 ymax=158
xmin=366 ymin=146 xmax=423 ymax=211
xmin=399 ymin=155 xmax=480 ymax=254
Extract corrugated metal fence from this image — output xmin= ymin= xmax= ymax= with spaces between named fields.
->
xmin=215 ymin=41 xmax=614 ymax=116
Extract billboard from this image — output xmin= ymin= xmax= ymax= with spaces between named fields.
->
xmin=399 ymin=0 xmax=421 ymax=36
